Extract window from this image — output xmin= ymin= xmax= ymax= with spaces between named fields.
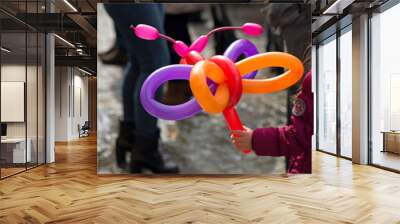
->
xmin=339 ymin=27 xmax=352 ymax=158
xmin=317 ymin=35 xmax=337 ymax=154
xmin=0 ymin=1 xmax=47 ymax=179
xmin=316 ymin=24 xmax=353 ymax=159
xmin=370 ymin=3 xmax=400 ymax=171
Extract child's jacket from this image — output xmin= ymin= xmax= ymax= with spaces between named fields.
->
xmin=251 ymin=72 xmax=313 ymax=174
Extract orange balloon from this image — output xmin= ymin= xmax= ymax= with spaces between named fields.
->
xmin=189 ymin=61 xmax=229 ymax=114
xmin=189 ymin=52 xmax=304 ymax=114
xmin=235 ymin=52 xmax=304 ymax=94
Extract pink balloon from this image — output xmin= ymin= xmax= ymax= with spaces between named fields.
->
xmin=134 ymin=24 xmax=159 ymax=40
xmin=173 ymin=41 xmax=189 ymax=57
xmin=242 ymin=23 xmax=263 ymax=36
xmin=189 ymin=35 xmax=208 ymax=53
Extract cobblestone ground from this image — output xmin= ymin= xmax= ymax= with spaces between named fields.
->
xmin=97 ymin=4 xmax=287 ymax=174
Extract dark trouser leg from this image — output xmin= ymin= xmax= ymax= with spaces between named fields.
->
xmin=106 ymin=4 xmax=168 ymax=133
xmin=163 ymin=13 xmax=192 ymax=105
xmin=106 ymin=4 xmax=178 ymax=173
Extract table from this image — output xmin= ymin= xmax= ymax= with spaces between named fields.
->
xmin=381 ymin=131 xmax=400 ymax=154
xmin=1 ymin=138 xmax=31 ymax=164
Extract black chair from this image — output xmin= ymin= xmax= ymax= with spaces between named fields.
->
xmin=79 ymin=121 xmax=90 ymax=138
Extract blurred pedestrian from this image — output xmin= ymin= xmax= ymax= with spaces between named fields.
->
xmin=162 ymin=3 xmax=207 ymax=105
xmin=105 ymin=4 xmax=179 ymax=173
xmin=98 ymin=28 xmax=127 ymax=65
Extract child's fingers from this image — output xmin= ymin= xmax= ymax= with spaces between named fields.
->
xmin=231 ymin=130 xmax=246 ymax=135
xmin=231 ymin=132 xmax=246 ymax=141
xmin=234 ymin=138 xmax=247 ymax=144
xmin=231 ymin=132 xmax=250 ymax=151
xmin=230 ymin=133 xmax=242 ymax=139
xmin=232 ymin=139 xmax=241 ymax=145
xmin=234 ymin=142 xmax=247 ymax=151
xmin=232 ymin=138 xmax=246 ymax=147
xmin=231 ymin=136 xmax=246 ymax=144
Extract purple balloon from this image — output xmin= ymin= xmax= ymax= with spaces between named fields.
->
xmin=224 ymin=39 xmax=258 ymax=79
xmin=140 ymin=39 xmax=259 ymax=120
xmin=140 ymin=64 xmax=202 ymax=120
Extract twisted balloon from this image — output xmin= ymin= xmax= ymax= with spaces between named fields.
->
xmin=133 ymin=23 xmax=304 ymax=154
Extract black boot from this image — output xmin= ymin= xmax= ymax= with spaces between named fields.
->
xmin=98 ymin=43 xmax=127 ymax=65
xmin=130 ymin=129 xmax=179 ymax=174
xmin=115 ymin=121 xmax=135 ymax=170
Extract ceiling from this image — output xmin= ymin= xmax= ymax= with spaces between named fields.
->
xmin=0 ymin=0 xmax=99 ymax=74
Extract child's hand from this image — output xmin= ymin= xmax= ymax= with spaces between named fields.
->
xmin=230 ymin=126 xmax=254 ymax=152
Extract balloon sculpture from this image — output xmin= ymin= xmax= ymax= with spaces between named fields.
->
xmin=130 ymin=23 xmax=304 ymax=154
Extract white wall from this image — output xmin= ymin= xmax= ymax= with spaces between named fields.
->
xmin=1 ymin=82 xmax=25 ymax=122
xmin=55 ymin=66 xmax=69 ymax=141
xmin=73 ymin=73 xmax=89 ymax=136
xmin=1 ymin=65 xmax=26 ymax=132
xmin=54 ymin=66 xmax=89 ymax=141
xmin=1 ymin=65 xmax=33 ymax=138
xmin=1 ymin=65 xmax=26 ymax=144
xmin=1 ymin=63 xmax=46 ymax=164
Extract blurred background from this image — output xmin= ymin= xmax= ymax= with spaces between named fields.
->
xmin=97 ymin=3 xmax=311 ymax=174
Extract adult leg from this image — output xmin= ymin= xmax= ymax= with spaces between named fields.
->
xmin=163 ymin=13 xmax=193 ymax=105
xmin=106 ymin=4 xmax=178 ymax=173
xmin=105 ymin=5 xmax=138 ymax=169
